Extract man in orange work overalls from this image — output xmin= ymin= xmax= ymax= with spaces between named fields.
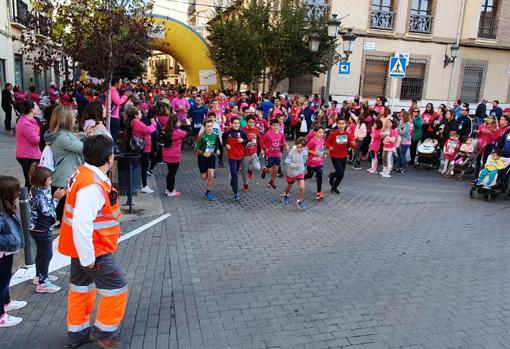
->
xmin=58 ymin=134 xmax=126 ymax=349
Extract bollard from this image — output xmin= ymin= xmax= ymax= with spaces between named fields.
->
xmin=19 ymin=187 xmax=35 ymax=265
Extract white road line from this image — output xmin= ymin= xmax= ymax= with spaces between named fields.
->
xmin=10 ymin=213 xmax=171 ymax=286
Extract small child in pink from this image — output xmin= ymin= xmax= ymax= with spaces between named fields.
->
xmin=380 ymin=118 xmax=398 ymax=178
xmin=367 ymin=120 xmax=383 ymax=173
xmin=442 ymin=130 xmax=460 ymax=175
xmin=304 ymin=126 xmax=326 ymax=201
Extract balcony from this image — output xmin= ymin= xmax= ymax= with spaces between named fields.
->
xmin=409 ymin=14 xmax=432 ymax=34
xmin=477 ymin=15 xmax=497 ymax=39
xmin=37 ymin=15 xmax=50 ymax=36
xmin=11 ymin=0 xmax=30 ymax=27
xmin=370 ymin=10 xmax=394 ymax=31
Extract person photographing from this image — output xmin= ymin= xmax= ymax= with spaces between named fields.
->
xmin=58 ymin=135 xmax=126 ymax=349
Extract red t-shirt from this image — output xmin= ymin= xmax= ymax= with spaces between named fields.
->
xmin=327 ymin=130 xmax=353 ymax=159
xmin=224 ymin=129 xmax=247 ymax=160
xmin=243 ymin=126 xmax=262 ymax=156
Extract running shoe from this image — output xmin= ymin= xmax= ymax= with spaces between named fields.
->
xmin=281 ymin=194 xmax=289 ymax=205
xmin=206 ymin=192 xmax=215 ymax=201
xmin=352 ymin=164 xmax=362 ymax=170
xmin=268 ymin=181 xmax=276 ymax=189
xmin=261 ymin=167 xmax=267 ymax=179
xmin=165 ymin=190 xmax=182 ymax=197
xmin=0 ymin=314 xmax=23 ymax=328
xmin=36 ymin=281 xmax=61 ymax=293
xmin=146 ymin=170 xmax=154 ymax=177
xmin=141 ymin=186 xmax=154 ymax=194
xmin=33 ymin=275 xmax=58 ymax=285
xmin=233 ymin=192 xmax=241 ymax=201
xmin=242 ymin=185 xmax=249 ymax=193
xmin=4 ymin=300 xmax=27 ymax=312
xmin=248 ymin=170 xmax=254 ymax=180
xmin=316 ymin=192 xmax=325 ymax=201
xmin=296 ymin=200 xmax=306 ymax=210
xmin=380 ymin=173 xmax=391 ymax=178
xmin=331 ymin=187 xmax=340 ymax=194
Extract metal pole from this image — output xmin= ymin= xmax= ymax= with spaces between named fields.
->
xmin=128 ymin=163 xmax=133 ymax=213
xmin=19 ymin=187 xmax=35 ymax=265
xmin=324 ymin=46 xmax=334 ymax=102
xmin=447 ymin=0 xmax=467 ymax=108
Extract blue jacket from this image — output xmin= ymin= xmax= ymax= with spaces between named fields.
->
xmin=30 ymin=187 xmax=58 ymax=231
xmin=0 ymin=212 xmax=24 ymax=252
xmin=189 ymin=105 xmax=209 ymax=126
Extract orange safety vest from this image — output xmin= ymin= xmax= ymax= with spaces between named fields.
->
xmin=58 ymin=165 xmax=122 ymax=258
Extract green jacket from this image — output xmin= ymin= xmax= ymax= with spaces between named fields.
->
xmin=44 ymin=130 xmax=84 ymax=187
xmin=413 ymin=115 xmax=423 ymax=141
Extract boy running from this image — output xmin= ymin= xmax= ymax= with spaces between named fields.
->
xmin=195 ymin=119 xmax=220 ymax=201
xmin=262 ymin=118 xmax=289 ymax=189
xmin=222 ymin=118 xmax=248 ymax=201
xmin=326 ymin=118 xmax=355 ymax=194
xmin=282 ymin=137 xmax=308 ymax=210
xmin=242 ymin=115 xmax=266 ymax=192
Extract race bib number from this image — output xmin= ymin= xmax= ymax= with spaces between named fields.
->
xmin=336 ymin=135 xmax=347 ymax=144
xmin=206 ymin=141 xmax=215 ymax=153
xmin=194 ymin=122 xmax=202 ymax=129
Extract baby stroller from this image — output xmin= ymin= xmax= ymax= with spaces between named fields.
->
xmin=449 ymin=139 xmax=479 ymax=181
xmin=469 ymin=158 xmax=510 ymax=202
xmin=415 ymin=138 xmax=441 ymax=170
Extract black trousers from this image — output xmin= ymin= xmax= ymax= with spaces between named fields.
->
xmin=410 ymin=139 xmax=419 ymax=163
xmin=16 ymin=157 xmax=39 ymax=187
xmin=110 ymin=117 xmax=120 ymax=145
xmin=165 ymin=162 xmax=180 ymax=192
xmin=305 ymin=166 xmax=323 ymax=192
xmin=0 ymin=254 xmax=13 ymax=317
xmin=141 ymin=152 xmax=149 ymax=187
xmin=3 ymin=108 xmax=12 ymax=131
xmin=330 ymin=158 xmax=347 ymax=189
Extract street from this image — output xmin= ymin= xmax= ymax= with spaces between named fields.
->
xmin=1 ymin=144 xmax=509 ymax=349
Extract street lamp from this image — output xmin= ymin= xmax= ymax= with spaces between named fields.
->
xmin=443 ymin=44 xmax=459 ymax=69
xmin=308 ymin=13 xmax=357 ymax=102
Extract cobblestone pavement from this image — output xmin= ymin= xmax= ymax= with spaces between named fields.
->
xmin=1 ymin=146 xmax=509 ymax=349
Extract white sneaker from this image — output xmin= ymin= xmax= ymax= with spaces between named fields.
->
xmin=32 ymin=275 xmax=58 ymax=285
xmin=140 ymin=186 xmax=154 ymax=194
xmin=0 ymin=313 xmax=23 ymax=327
xmin=380 ymin=173 xmax=391 ymax=178
xmin=4 ymin=300 xmax=27 ymax=312
xmin=36 ymin=281 xmax=61 ymax=293
xmin=165 ymin=190 xmax=181 ymax=197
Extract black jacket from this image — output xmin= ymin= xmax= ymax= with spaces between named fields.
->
xmin=1 ymin=89 xmax=13 ymax=111
xmin=457 ymin=115 xmax=473 ymax=140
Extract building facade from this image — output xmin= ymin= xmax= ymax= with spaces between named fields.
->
xmin=301 ymin=0 xmax=510 ymax=108
xmin=144 ymin=53 xmax=187 ymax=85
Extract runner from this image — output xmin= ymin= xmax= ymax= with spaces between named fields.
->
xmin=195 ymin=119 xmax=221 ymax=201
xmin=261 ymin=119 xmax=289 ymax=189
xmin=242 ymin=115 xmax=265 ymax=193
xmin=327 ymin=118 xmax=354 ymax=194
xmin=282 ymin=137 xmax=308 ymax=210
xmin=304 ymin=126 xmax=326 ymax=201
xmin=222 ymin=118 xmax=248 ymax=201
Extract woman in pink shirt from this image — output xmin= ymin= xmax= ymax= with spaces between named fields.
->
xmin=130 ymin=108 xmax=157 ymax=194
xmin=15 ymin=100 xmax=41 ymax=187
xmin=110 ymin=78 xmax=130 ymax=144
xmin=477 ymin=115 xmax=499 ymax=164
xmin=161 ymin=117 xmax=187 ymax=197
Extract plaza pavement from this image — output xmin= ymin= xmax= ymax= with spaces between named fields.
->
xmin=0 ymin=138 xmax=509 ymax=349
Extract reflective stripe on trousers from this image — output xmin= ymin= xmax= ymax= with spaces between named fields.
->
xmin=67 ymin=283 xmax=96 ymax=333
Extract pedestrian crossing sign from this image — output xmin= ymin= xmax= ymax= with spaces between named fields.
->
xmin=389 ymin=57 xmax=407 ymax=78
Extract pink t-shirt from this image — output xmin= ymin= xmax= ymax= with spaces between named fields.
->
xmin=306 ymin=137 xmax=325 ymax=167
xmin=369 ymin=128 xmax=382 ymax=152
xmin=162 ymin=129 xmax=187 ymax=163
xmin=382 ymin=128 xmax=398 ymax=151
xmin=263 ymin=131 xmax=285 ymax=158
xmin=443 ymin=138 xmax=460 ymax=161
xmin=172 ymin=97 xmax=190 ymax=121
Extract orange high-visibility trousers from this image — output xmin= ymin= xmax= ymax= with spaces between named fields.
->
xmin=67 ymin=254 xmax=127 ymax=346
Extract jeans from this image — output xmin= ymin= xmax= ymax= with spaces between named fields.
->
xmin=30 ymin=230 xmax=53 ymax=284
xmin=141 ymin=152 xmax=150 ymax=187
xmin=330 ymin=158 xmax=347 ymax=189
xmin=241 ymin=154 xmax=261 ymax=185
xmin=16 ymin=157 xmax=39 ymax=187
xmin=477 ymin=168 xmax=498 ymax=187
xmin=305 ymin=166 xmax=323 ymax=192
xmin=0 ymin=254 xmax=13 ymax=317
xmin=399 ymin=144 xmax=410 ymax=170
xmin=110 ymin=117 xmax=120 ymax=145
xmin=228 ymin=159 xmax=242 ymax=193
xmin=165 ymin=162 xmax=180 ymax=192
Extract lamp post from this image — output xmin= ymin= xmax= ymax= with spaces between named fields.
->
xmin=309 ymin=14 xmax=357 ymax=102
xmin=443 ymin=44 xmax=459 ymax=69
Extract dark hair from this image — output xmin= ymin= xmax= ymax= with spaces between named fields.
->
xmin=245 ymin=114 xmax=255 ymax=122
xmin=493 ymin=149 xmax=503 ymax=157
xmin=29 ymin=165 xmax=52 ymax=188
xmin=374 ymin=119 xmax=383 ymax=130
xmin=207 ymin=112 xmax=217 ymax=118
xmin=128 ymin=107 xmax=140 ymax=121
xmin=494 ymin=100 xmax=499 ymax=104
xmin=83 ymin=135 xmax=114 ymax=167
xmin=357 ymin=115 xmax=365 ymax=124
xmin=425 ymin=103 xmax=434 ymax=113
xmin=43 ymin=103 xmax=57 ymax=123
xmin=164 ymin=115 xmax=178 ymax=135
xmin=203 ymin=118 xmax=214 ymax=126
xmin=270 ymin=118 xmax=280 ymax=125
xmin=29 ymin=85 xmax=36 ymax=93
xmin=82 ymin=101 xmax=104 ymax=122
xmin=230 ymin=117 xmax=240 ymax=123
xmin=0 ymin=176 xmax=21 ymax=215
xmin=22 ymin=99 xmax=35 ymax=114
xmin=295 ymin=137 xmax=306 ymax=146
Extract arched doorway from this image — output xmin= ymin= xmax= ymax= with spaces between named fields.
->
xmin=149 ymin=14 xmax=220 ymax=90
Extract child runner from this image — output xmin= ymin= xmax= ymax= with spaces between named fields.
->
xmin=327 ymin=118 xmax=354 ymax=194
xmin=242 ymin=115 xmax=265 ymax=192
xmin=367 ymin=119 xmax=383 ymax=173
xmin=195 ymin=119 xmax=220 ymax=201
xmin=304 ymin=126 xmax=326 ymax=201
xmin=380 ymin=118 xmax=398 ymax=178
xmin=261 ymin=119 xmax=289 ymax=189
xmin=162 ymin=116 xmax=187 ymax=197
xmin=222 ymin=118 xmax=248 ymax=201
xmin=282 ymin=137 xmax=308 ymax=210
xmin=29 ymin=166 xmax=66 ymax=293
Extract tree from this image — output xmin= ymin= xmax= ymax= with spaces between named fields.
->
xmin=19 ymin=0 xmax=153 ymax=128
xmin=154 ymin=60 xmax=168 ymax=83
xmin=207 ymin=0 xmax=332 ymax=94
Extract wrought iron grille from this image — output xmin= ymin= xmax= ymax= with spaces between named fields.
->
xmin=289 ymin=74 xmax=313 ymax=96
xmin=370 ymin=10 xmax=394 ymax=30
xmin=409 ymin=14 xmax=432 ymax=33
xmin=478 ymin=16 xmax=497 ymax=39
xmin=400 ymin=59 xmax=427 ymax=101
xmin=459 ymin=64 xmax=484 ymax=103
xmin=305 ymin=0 xmax=327 ymax=19
xmin=362 ymin=56 xmax=389 ymax=99
xmin=12 ymin=0 xmax=29 ymax=26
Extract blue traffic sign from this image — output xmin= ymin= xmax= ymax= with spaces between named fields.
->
xmin=389 ymin=57 xmax=407 ymax=78
xmin=339 ymin=61 xmax=351 ymax=76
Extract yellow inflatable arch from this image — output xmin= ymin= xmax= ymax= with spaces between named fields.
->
xmin=149 ymin=14 xmax=220 ymax=90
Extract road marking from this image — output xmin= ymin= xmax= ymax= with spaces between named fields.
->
xmin=10 ymin=213 xmax=171 ymax=286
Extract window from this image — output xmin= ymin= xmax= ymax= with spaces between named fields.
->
xmin=478 ymin=0 xmax=498 ymax=39
xmin=400 ymin=59 xmax=427 ymax=101
xmin=409 ymin=0 xmax=432 ymax=33
xmin=304 ymin=0 xmax=327 ymax=19
xmin=289 ymin=74 xmax=313 ymax=96
xmin=459 ymin=64 xmax=485 ymax=103
xmin=370 ymin=0 xmax=394 ymax=30
xmin=362 ymin=56 xmax=389 ymax=99
xmin=0 ymin=60 xmax=6 ymax=89
xmin=14 ymin=54 xmax=23 ymax=89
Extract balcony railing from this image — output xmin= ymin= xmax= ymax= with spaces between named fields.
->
xmin=11 ymin=0 xmax=30 ymax=27
xmin=37 ymin=15 xmax=49 ymax=36
xmin=409 ymin=14 xmax=432 ymax=34
xmin=370 ymin=10 xmax=394 ymax=31
xmin=478 ymin=15 xmax=497 ymax=39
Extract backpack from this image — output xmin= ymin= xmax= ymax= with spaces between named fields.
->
xmin=39 ymin=145 xmax=55 ymax=171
